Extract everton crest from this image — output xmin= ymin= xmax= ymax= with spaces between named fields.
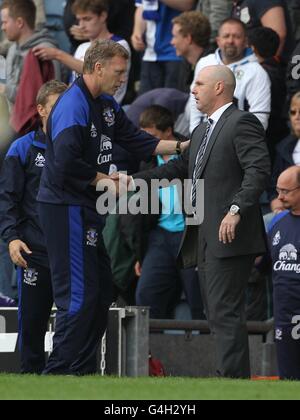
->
xmin=87 ymin=228 xmax=98 ymax=247
xmin=24 ymin=268 xmax=38 ymax=286
xmin=103 ymin=107 xmax=115 ymax=127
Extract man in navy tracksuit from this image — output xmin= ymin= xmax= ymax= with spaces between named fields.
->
xmin=268 ymin=166 xmax=300 ymax=380
xmin=0 ymin=81 xmax=67 ymax=374
xmin=37 ymin=40 xmax=188 ymax=375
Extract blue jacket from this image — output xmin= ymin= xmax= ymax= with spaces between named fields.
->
xmin=38 ymin=76 xmax=159 ymax=209
xmin=0 ymin=128 xmax=48 ymax=266
xmin=269 ymin=134 xmax=298 ymax=200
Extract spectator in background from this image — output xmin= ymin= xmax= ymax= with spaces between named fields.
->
xmin=0 ymin=0 xmax=61 ymax=107
xmin=270 ymin=92 xmax=300 ymax=213
xmin=248 ymin=27 xmax=289 ymax=164
xmin=0 ymin=80 xmax=67 ymax=374
xmin=268 ymin=166 xmax=300 ymax=381
xmin=34 ymin=0 xmax=131 ymax=104
xmin=197 ymin=0 xmax=232 ymax=47
xmin=63 ymin=0 xmax=135 ymax=52
xmin=135 ymin=105 xmax=204 ymax=320
xmin=232 ymin=0 xmax=295 ymax=65
xmin=0 ymin=0 xmax=45 ymax=57
xmin=63 ymin=0 xmax=88 ymax=54
xmin=189 ymin=18 xmax=271 ymax=133
xmin=171 ymin=10 xmax=211 ymax=94
xmin=131 ymin=0 xmax=195 ymax=95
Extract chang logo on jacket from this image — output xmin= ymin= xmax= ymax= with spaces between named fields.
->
xmin=103 ymin=107 xmax=115 ymax=127
xmin=100 ymin=135 xmax=113 ymax=152
xmin=86 ymin=228 xmax=98 ymax=247
xmin=274 ymin=244 xmax=300 ymax=274
xmin=97 ymin=135 xmax=113 ymax=166
xmin=35 ymin=153 xmax=45 ymax=168
xmin=279 ymin=244 xmax=298 ymax=262
xmin=24 ymin=268 xmax=38 ymax=286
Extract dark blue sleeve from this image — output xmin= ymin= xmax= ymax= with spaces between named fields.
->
xmin=50 ymin=93 xmax=98 ymax=191
xmin=0 ymin=153 xmax=25 ymax=245
xmin=115 ymin=107 xmax=160 ymax=162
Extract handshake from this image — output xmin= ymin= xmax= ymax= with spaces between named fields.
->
xmin=96 ymin=172 xmax=135 ymax=196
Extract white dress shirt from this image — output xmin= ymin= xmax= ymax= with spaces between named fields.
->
xmin=293 ymin=139 xmax=300 ymax=166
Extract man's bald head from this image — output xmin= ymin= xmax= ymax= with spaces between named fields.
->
xmin=192 ymin=65 xmax=236 ymax=116
xmin=201 ymin=65 xmax=236 ymax=97
xmin=277 ymin=166 xmax=300 ymax=214
xmin=278 ymin=166 xmax=300 ymax=188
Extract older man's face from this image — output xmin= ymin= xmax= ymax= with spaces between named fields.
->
xmin=192 ymin=70 xmax=216 ymax=115
xmin=217 ymin=22 xmax=247 ymax=64
xmin=277 ymin=178 xmax=300 ymax=211
xmin=98 ymin=55 xmax=128 ymax=96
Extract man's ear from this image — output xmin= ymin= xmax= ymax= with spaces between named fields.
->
xmin=100 ymin=11 xmax=108 ymax=23
xmin=16 ymin=17 xmax=25 ymax=29
xmin=186 ymin=34 xmax=193 ymax=45
xmin=95 ymin=62 xmax=104 ymax=76
xmin=215 ymin=81 xmax=225 ymax=96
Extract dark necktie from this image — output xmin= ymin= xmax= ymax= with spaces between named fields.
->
xmin=191 ymin=119 xmax=213 ymax=208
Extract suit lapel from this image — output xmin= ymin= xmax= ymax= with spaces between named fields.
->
xmin=192 ymin=105 xmax=236 ymax=179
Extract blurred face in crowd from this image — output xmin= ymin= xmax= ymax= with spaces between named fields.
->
xmin=37 ymin=94 xmax=61 ymax=132
xmin=1 ymin=8 xmax=22 ymax=42
xmin=171 ymin=24 xmax=191 ymax=58
xmin=97 ymin=55 xmax=128 ymax=96
xmin=217 ymin=22 xmax=247 ymax=64
xmin=76 ymin=10 xmax=108 ymax=41
xmin=290 ymin=96 xmax=300 ymax=139
xmin=142 ymin=126 xmax=173 ymax=141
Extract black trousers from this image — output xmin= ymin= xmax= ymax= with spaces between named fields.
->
xmin=198 ymin=239 xmax=255 ymax=379
xmin=136 ymin=227 xmax=204 ymax=320
xmin=17 ymin=259 xmax=53 ymax=374
xmin=275 ymin=326 xmax=300 ymax=381
xmin=38 ymin=203 xmax=113 ymax=376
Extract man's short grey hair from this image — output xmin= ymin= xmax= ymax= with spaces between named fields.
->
xmin=83 ymin=39 xmax=129 ymax=74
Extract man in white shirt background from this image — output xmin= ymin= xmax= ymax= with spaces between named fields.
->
xmin=189 ymin=17 xmax=271 ymax=134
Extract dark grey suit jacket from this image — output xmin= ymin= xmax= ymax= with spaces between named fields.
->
xmin=134 ymin=105 xmax=271 ymax=268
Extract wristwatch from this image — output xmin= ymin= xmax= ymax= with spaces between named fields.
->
xmin=229 ymin=205 xmax=240 ymax=216
xmin=176 ymin=141 xmax=182 ymax=155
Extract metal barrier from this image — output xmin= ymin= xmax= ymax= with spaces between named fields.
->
xmin=0 ymin=307 xmax=277 ymax=377
xmin=149 ymin=319 xmax=277 ymax=378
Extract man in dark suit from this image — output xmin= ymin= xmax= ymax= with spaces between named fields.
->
xmin=111 ymin=65 xmax=271 ymax=378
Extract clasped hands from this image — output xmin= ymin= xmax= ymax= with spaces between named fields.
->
xmin=97 ymin=172 xmax=133 ymax=196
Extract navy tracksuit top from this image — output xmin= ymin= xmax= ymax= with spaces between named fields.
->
xmin=268 ymin=211 xmax=300 ymax=328
xmin=37 ymin=76 xmax=159 ymax=209
xmin=0 ymin=128 xmax=48 ymax=266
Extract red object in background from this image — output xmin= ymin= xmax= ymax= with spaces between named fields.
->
xmin=10 ymin=49 xmax=55 ymax=136
xmin=149 ymin=354 xmax=166 ymax=377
